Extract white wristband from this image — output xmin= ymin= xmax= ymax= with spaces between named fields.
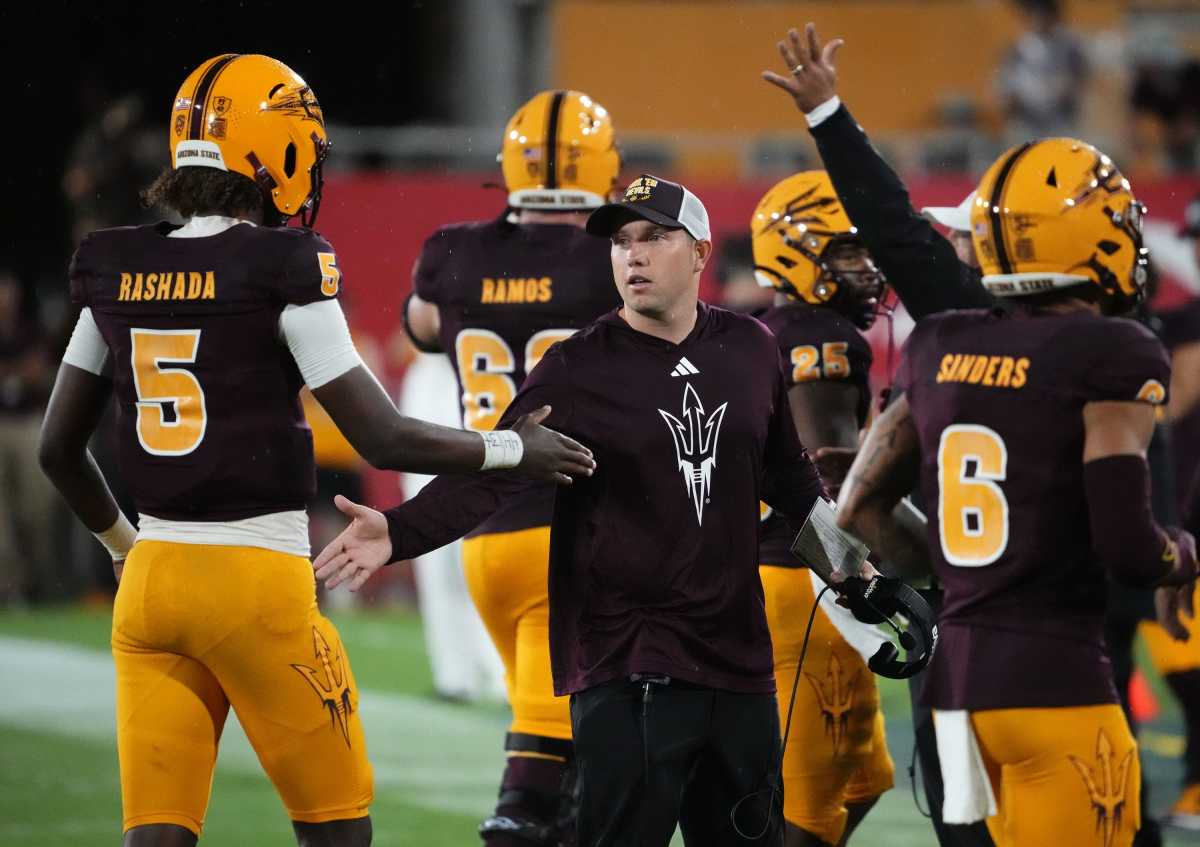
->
xmin=95 ymin=512 xmax=138 ymax=561
xmin=805 ymin=95 xmax=842 ymax=128
xmin=479 ymin=430 xmax=525 ymax=470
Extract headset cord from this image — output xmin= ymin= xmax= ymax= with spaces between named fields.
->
xmin=730 ymin=583 xmax=832 ymax=841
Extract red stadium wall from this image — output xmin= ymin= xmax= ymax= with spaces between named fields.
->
xmin=318 ymin=171 xmax=1200 ymax=364
xmin=314 ymin=173 xmax=1200 ymax=505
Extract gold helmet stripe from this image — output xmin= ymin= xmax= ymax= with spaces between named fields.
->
xmin=987 ymin=141 xmax=1033 ymax=275
xmin=544 ymin=90 xmax=566 ymax=189
xmin=188 ymin=53 xmax=241 ymax=140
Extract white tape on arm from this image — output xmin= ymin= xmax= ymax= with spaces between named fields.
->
xmin=95 ymin=512 xmax=137 ymax=561
xmin=479 ymin=430 xmax=524 ymax=470
xmin=279 ymin=300 xmax=364 ymax=389
xmin=61 ymin=308 xmax=109 ymax=375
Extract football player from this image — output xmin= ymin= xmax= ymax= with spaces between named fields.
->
xmin=837 ymin=138 xmax=1198 ymax=847
xmin=38 ymin=55 xmax=593 ymax=847
xmin=751 ymin=170 xmax=894 ymax=847
xmin=402 ymin=90 xmax=621 ymax=844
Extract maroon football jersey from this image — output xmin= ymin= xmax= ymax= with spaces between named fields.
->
xmin=69 ymin=221 xmax=343 ymax=521
xmin=895 ymin=307 xmax=1171 ymax=710
xmin=757 ymin=302 xmax=872 ymax=566
xmin=414 ymin=214 xmax=619 ymax=535
xmin=386 ymin=304 xmax=824 ymax=695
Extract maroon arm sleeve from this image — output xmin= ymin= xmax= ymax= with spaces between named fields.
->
xmin=1084 ymin=454 xmax=1182 ymax=586
xmin=384 ymin=344 xmax=574 ymax=563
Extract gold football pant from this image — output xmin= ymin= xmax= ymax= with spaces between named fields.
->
xmin=961 ymin=704 xmax=1140 ymax=847
xmin=111 ymin=541 xmax=373 ymax=835
xmin=760 ymin=565 xmax=894 ymax=845
xmin=462 ymin=526 xmax=571 ymax=742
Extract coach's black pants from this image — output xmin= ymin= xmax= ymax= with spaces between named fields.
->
xmin=570 ymin=677 xmax=783 ymax=847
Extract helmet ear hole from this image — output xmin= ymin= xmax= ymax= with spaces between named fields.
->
xmin=283 ymin=143 xmax=297 ymax=178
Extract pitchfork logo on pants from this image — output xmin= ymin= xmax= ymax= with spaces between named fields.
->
xmin=658 ymin=382 xmax=728 ymax=526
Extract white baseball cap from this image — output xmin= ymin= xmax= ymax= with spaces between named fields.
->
xmin=921 ymin=190 xmax=977 ymax=233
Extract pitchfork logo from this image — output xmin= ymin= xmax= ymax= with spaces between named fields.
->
xmin=658 ymin=382 xmax=728 ymax=525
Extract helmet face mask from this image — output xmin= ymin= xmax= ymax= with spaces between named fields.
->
xmin=500 ymin=90 xmax=620 ymax=210
xmin=752 ymin=170 xmax=886 ymax=328
xmin=821 ymin=240 xmax=886 ymax=329
xmin=169 ymin=55 xmax=329 ymax=227
xmin=970 ymin=138 xmax=1147 ymax=312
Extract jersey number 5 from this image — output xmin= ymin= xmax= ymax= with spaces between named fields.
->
xmin=131 ymin=329 xmax=206 ymax=456
xmin=455 ymin=328 xmax=573 ymax=431
xmin=937 ymin=424 xmax=1009 ymax=566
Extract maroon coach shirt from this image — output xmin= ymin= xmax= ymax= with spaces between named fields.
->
xmin=385 ymin=303 xmax=825 ymax=695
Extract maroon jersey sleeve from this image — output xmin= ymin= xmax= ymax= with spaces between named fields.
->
xmin=1073 ymin=317 xmax=1170 ymax=406
xmin=68 ymin=233 xmax=102 ymax=307
xmin=279 ymin=229 xmax=344 ymax=306
xmin=412 ymin=227 xmax=457 ymax=305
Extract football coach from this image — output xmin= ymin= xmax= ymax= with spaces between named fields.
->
xmin=313 ymin=175 xmax=827 ymax=846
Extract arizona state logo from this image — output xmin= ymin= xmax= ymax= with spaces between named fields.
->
xmin=805 ymin=651 xmax=859 ymax=755
xmin=1069 ymin=729 xmax=1133 ymax=847
xmin=625 ymin=176 xmax=658 ymax=202
xmin=658 ymin=382 xmax=727 ymax=526
xmin=291 ymin=627 xmax=354 ymax=747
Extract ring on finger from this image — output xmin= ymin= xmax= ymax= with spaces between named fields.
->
xmin=792 ymin=63 xmax=805 ymax=75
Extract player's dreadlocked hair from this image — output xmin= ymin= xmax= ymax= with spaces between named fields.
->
xmin=141 ymin=167 xmax=264 ymax=220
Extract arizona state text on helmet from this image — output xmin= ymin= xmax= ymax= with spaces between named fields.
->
xmin=170 ymin=54 xmax=329 ymax=224
xmin=970 ymin=138 xmax=1149 ymax=309
xmin=500 ymin=90 xmax=620 ymax=210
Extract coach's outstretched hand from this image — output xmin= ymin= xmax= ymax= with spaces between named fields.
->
xmin=513 ymin=405 xmax=596 ymax=485
xmin=314 ymin=495 xmax=392 ymax=592
xmin=762 ymin=22 xmax=843 ymax=115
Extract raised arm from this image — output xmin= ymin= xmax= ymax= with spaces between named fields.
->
xmin=762 ymin=23 xmax=992 ymax=319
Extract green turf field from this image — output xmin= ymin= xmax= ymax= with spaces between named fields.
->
xmin=3 ymin=605 xmax=1200 ymax=845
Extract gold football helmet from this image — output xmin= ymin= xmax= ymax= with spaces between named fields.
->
xmin=169 ymin=54 xmax=329 ymax=225
xmin=499 ymin=90 xmax=620 ymax=210
xmin=970 ymin=138 xmax=1148 ymax=310
xmin=752 ymin=170 xmax=883 ymax=327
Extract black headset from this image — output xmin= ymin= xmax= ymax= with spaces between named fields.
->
xmin=834 ymin=574 xmax=938 ymax=679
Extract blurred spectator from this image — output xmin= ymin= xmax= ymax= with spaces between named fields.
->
xmin=714 ymin=233 xmax=774 ymax=312
xmin=1131 ymin=57 xmax=1200 ymax=175
xmin=62 ymin=90 xmax=160 ymax=245
xmin=0 ymin=270 xmax=59 ymax=603
xmin=996 ymin=0 xmax=1088 ymax=139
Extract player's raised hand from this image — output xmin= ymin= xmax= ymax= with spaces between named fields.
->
xmin=762 ymin=22 xmax=844 ymax=115
xmin=512 ymin=406 xmax=596 ymax=485
xmin=313 ymin=495 xmax=392 ymax=592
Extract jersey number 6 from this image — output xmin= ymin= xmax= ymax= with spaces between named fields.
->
xmin=937 ymin=424 xmax=1009 ymax=566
